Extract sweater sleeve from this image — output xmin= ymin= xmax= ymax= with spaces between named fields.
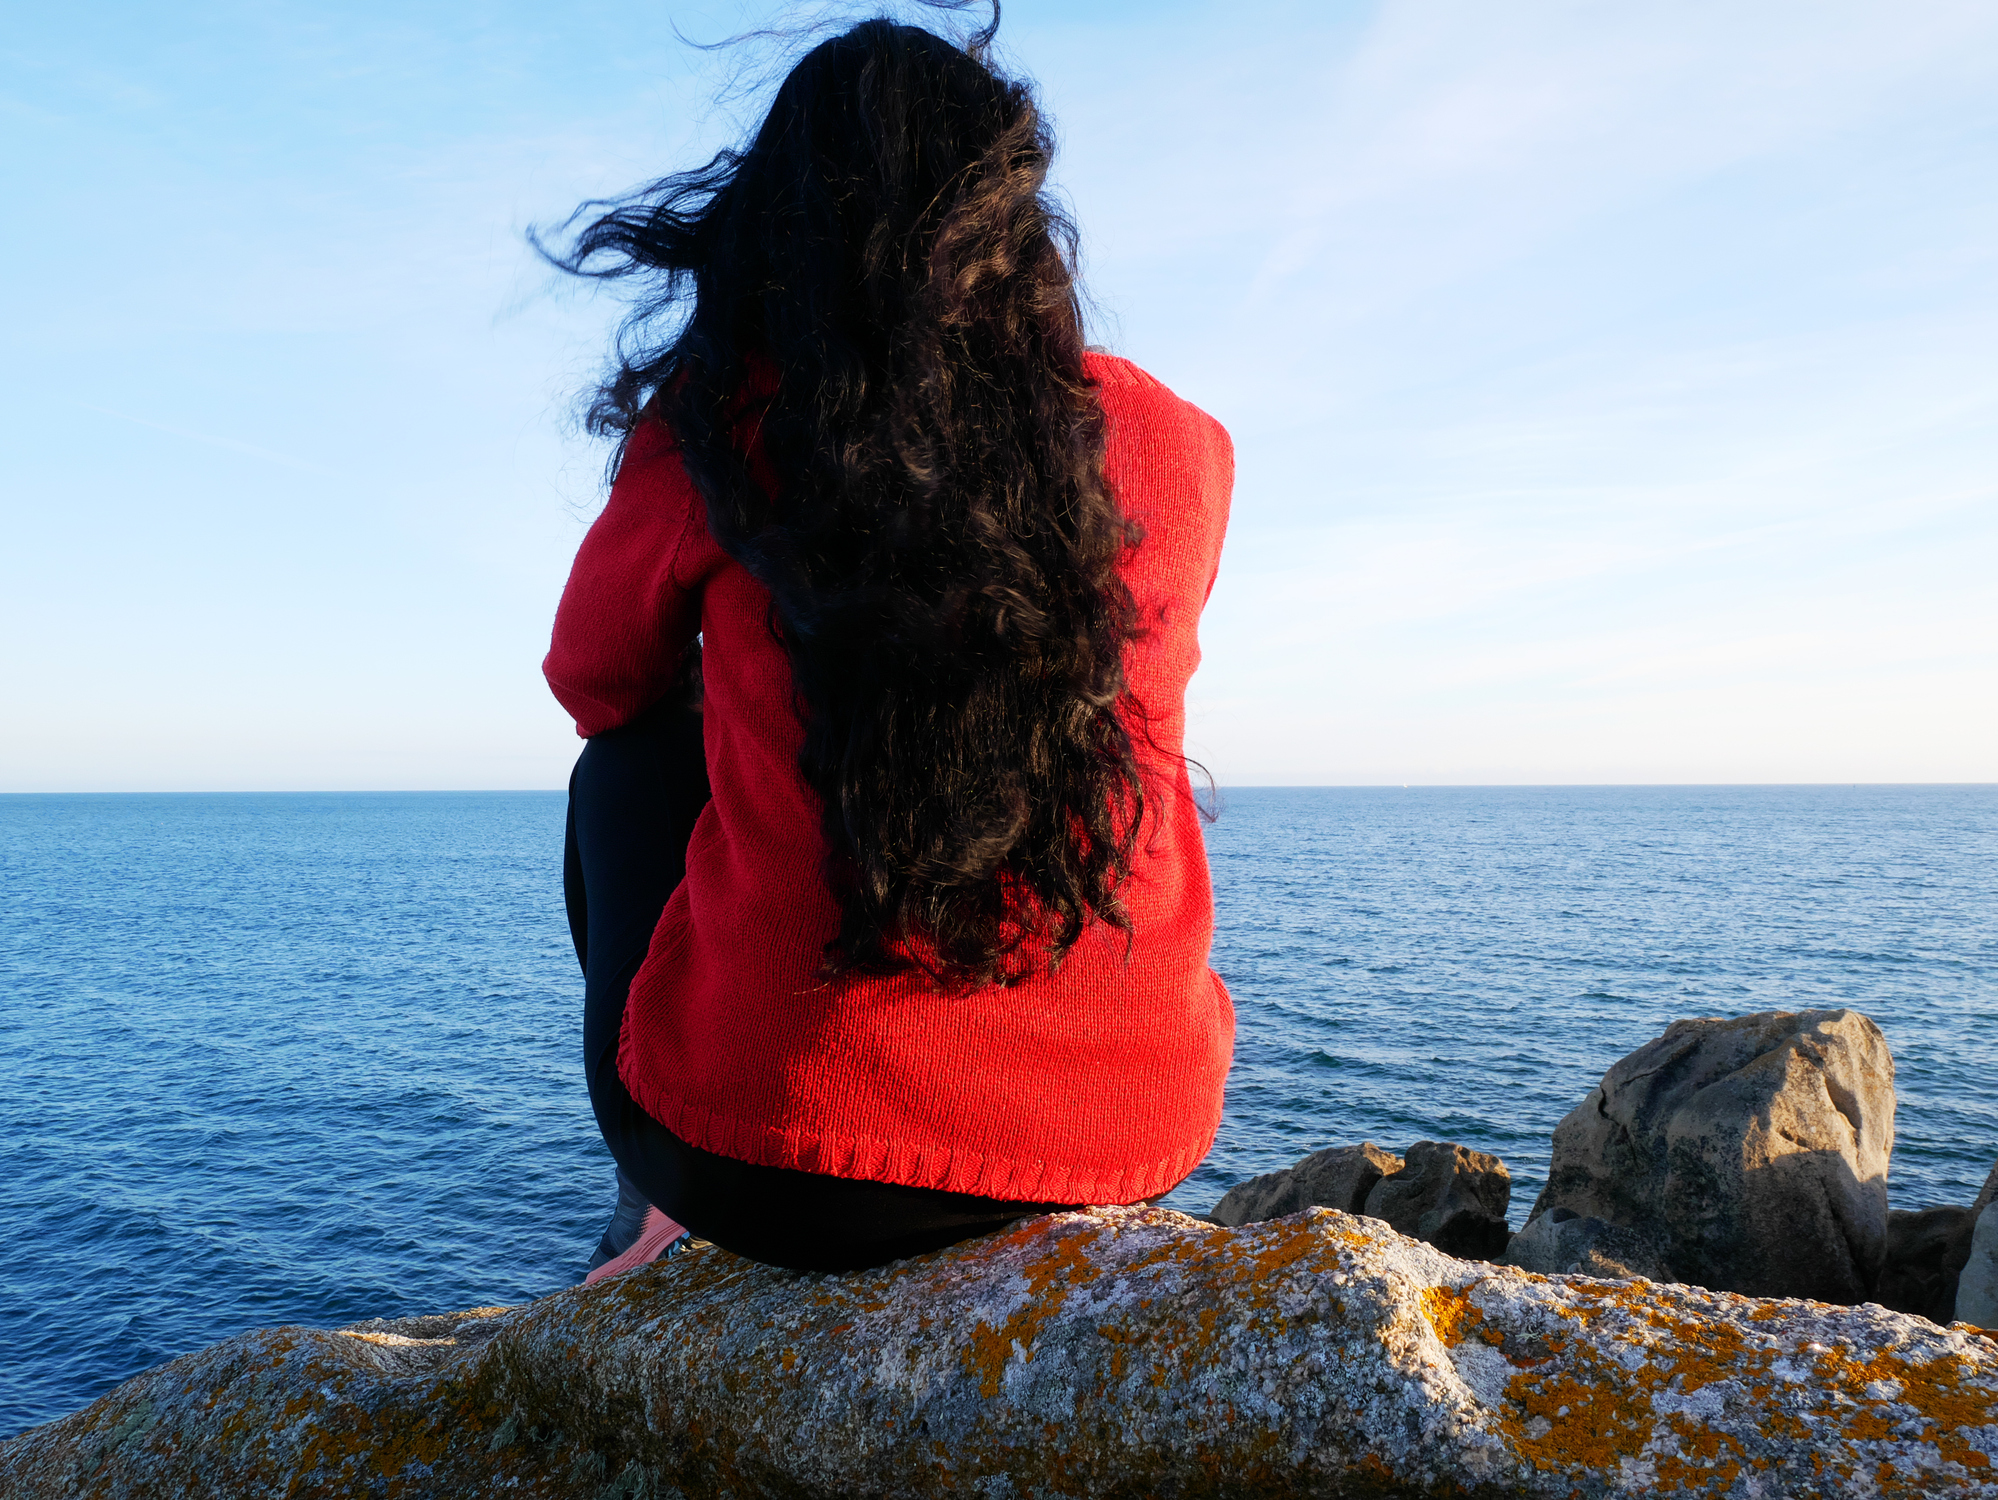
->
xmin=543 ymin=420 xmax=704 ymax=738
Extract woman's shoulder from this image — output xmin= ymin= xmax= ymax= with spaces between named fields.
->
xmin=1083 ymin=350 xmax=1233 ymax=474
xmin=1083 ymin=348 xmax=1168 ymax=391
xmin=1085 ymin=349 xmax=1228 ymax=426
xmin=605 ymin=412 xmax=701 ymax=515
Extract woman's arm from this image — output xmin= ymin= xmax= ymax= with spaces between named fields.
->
xmin=544 ymin=420 xmax=705 ymax=737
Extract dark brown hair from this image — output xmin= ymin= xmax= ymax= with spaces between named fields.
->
xmin=538 ymin=17 xmax=1146 ymax=987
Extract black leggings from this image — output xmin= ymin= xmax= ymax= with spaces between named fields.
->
xmin=564 ymin=699 xmax=1073 ymax=1272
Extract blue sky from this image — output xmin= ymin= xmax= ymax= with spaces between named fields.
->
xmin=3 ymin=0 xmax=1993 ymax=789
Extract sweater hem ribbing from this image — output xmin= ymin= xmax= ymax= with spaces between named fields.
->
xmin=620 ymin=1065 xmax=1217 ymax=1206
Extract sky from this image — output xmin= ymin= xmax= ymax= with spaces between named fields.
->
xmin=2 ymin=0 xmax=1994 ymax=790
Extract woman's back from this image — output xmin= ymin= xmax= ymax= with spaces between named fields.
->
xmin=547 ymin=350 xmax=1234 ymax=1204
xmin=545 ymin=17 xmax=1236 ymax=1270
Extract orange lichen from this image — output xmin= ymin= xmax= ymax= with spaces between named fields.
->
xmin=1651 ymin=1317 xmax=1763 ymax=1395
xmin=1760 ymin=1408 xmax=1809 ymax=1442
xmin=1495 ymin=1279 xmax=1998 ymax=1486
xmin=1487 ymin=1281 xmax=1781 ymax=1477
xmin=961 ymin=1229 xmax=1107 ymax=1398
xmin=1249 ymin=1220 xmax=1329 ymax=1280
xmin=1654 ymin=1447 xmax=1743 ymax=1493
xmin=1664 ymin=1412 xmax=1739 ymax=1463
xmin=1421 ymin=1285 xmax=1485 ymax=1348
xmin=1354 ymin=1451 xmax=1396 ymax=1483
xmin=1842 ymin=1407 xmax=1896 ymax=1442
xmin=1502 ymin=1361 xmax=1655 ymax=1472
xmin=280 ymin=1387 xmax=456 ymax=1498
xmin=1097 ymin=1325 xmax=1133 ymax=1386
xmin=1807 ymin=1341 xmax=1998 ymax=1468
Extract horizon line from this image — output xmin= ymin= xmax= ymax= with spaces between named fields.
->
xmin=3 ymin=781 xmax=1993 ymax=797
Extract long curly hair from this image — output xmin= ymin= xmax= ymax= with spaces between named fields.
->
xmin=538 ymin=16 xmax=1147 ymax=987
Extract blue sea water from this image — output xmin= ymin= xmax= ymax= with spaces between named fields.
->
xmin=1 ymin=785 xmax=1993 ymax=1437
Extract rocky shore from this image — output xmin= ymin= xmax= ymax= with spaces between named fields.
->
xmin=4 ymin=1006 xmax=1994 ymax=1498
xmin=1216 ymin=1008 xmax=1998 ymax=1329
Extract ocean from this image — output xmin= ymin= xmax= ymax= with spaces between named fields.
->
xmin=2 ymin=785 xmax=1992 ymax=1436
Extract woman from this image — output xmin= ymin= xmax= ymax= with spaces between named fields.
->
xmin=543 ymin=16 xmax=1233 ymax=1274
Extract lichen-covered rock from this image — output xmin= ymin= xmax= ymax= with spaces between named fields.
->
xmin=1211 ymin=1142 xmax=1403 ymax=1227
xmin=11 ymin=1205 xmax=1991 ymax=1499
xmin=1531 ymin=1008 xmax=1895 ymax=1303
xmin=1503 ymin=1207 xmax=1669 ymax=1282
xmin=1963 ymin=1204 xmax=1998 ymax=1330
xmin=1878 ymin=1206 xmax=1981 ymax=1326
xmin=1365 ymin=1139 xmax=1512 ymax=1260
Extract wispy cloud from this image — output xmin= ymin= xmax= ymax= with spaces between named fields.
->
xmin=78 ymin=403 xmax=326 ymax=474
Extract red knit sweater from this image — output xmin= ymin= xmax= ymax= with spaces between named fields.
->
xmin=544 ymin=352 xmax=1234 ymax=1204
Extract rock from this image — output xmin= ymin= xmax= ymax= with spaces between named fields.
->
xmin=1211 ymin=1142 xmax=1403 ymax=1227
xmin=1977 ymin=1160 xmax=1998 ymax=1215
xmin=1877 ymin=1207 xmax=1981 ymax=1326
xmin=1531 ymin=1008 xmax=1894 ymax=1303
xmin=1363 ymin=1140 xmax=1512 ymax=1261
xmin=1503 ymin=1206 xmax=1670 ymax=1281
xmin=1962 ymin=1203 xmax=1998 ymax=1329
xmin=6 ymin=1206 xmax=1996 ymax=1499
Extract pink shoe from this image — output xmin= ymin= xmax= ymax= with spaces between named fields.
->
xmin=583 ymin=1206 xmax=689 ymax=1285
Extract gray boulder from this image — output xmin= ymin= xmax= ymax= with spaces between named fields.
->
xmin=1502 ymin=1206 xmax=1669 ymax=1281
xmin=1961 ymin=1202 xmax=1998 ymax=1328
xmin=1529 ymin=1008 xmax=1895 ymax=1304
xmin=1363 ymin=1140 xmax=1511 ymax=1260
xmin=1875 ymin=1206 xmax=1980 ymax=1325
xmin=1977 ymin=1158 xmax=1998 ymax=1214
xmin=1211 ymin=1142 xmax=1403 ymax=1227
